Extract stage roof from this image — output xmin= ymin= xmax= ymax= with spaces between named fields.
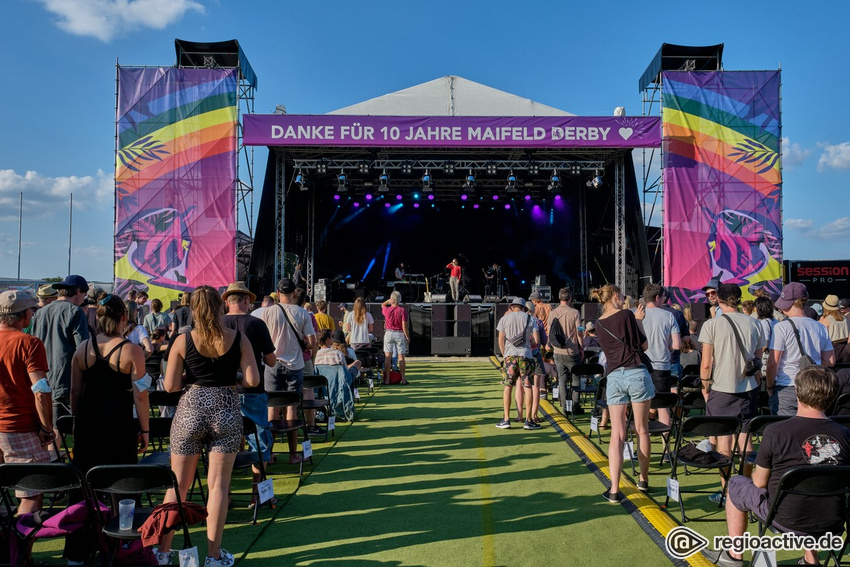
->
xmin=639 ymin=43 xmax=723 ymax=93
xmin=329 ymin=75 xmax=574 ymax=117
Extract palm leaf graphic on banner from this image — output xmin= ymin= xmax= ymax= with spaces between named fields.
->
xmin=118 ymin=135 xmax=170 ymax=172
xmin=727 ymin=139 xmax=779 ymax=175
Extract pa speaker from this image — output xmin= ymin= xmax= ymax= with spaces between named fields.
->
xmin=483 ymin=295 xmax=500 ymax=303
xmin=372 ymin=295 xmax=386 ymax=302
xmin=463 ymin=294 xmax=483 ymax=303
xmin=431 ymin=294 xmax=448 ymax=303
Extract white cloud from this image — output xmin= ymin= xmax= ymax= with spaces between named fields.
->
xmin=36 ymin=0 xmax=204 ymax=42
xmin=782 ymin=137 xmax=811 ymax=168
xmin=0 ymin=169 xmax=113 ymax=222
xmin=817 ymin=217 xmax=850 ymax=241
xmin=817 ymin=142 xmax=850 ymax=172
xmin=785 ymin=218 xmax=813 ymax=230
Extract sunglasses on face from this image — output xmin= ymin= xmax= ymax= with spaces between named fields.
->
xmin=705 ymin=290 xmax=717 ymax=297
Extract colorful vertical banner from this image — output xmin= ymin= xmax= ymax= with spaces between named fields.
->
xmin=114 ymin=68 xmax=237 ymax=303
xmin=662 ymin=71 xmax=782 ymax=303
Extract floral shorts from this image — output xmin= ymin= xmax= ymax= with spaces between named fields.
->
xmin=502 ymin=356 xmax=533 ymax=388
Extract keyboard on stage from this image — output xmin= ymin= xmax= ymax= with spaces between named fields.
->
xmin=388 ymin=280 xmax=427 ymax=286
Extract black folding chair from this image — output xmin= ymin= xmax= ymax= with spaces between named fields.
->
xmin=0 ymin=463 xmax=92 ymax=567
xmin=228 ymin=416 xmax=268 ymax=525
xmin=566 ymin=363 xmax=604 ymax=420
xmin=752 ymin=465 xmax=850 ymax=567
xmin=588 ymin=377 xmax=608 ymax=443
xmin=737 ymin=415 xmax=791 ymax=476
xmin=137 ymin=416 xmax=206 ymax=505
xmin=54 ymin=414 xmax=75 ymax=464
xmin=681 ymin=390 xmax=706 ymax=417
xmin=267 ymin=390 xmax=310 ymax=475
xmin=302 ymin=374 xmax=333 ymax=442
xmin=628 ymin=392 xmax=681 ymax=474
xmin=666 ymin=415 xmax=741 ymax=523
xmin=147 ymin=389 xmax=182 ymax=418
xmin=830 ymin=393 xmax=850 ymax=416
xmin=85 ymin=465 xmax=193 ymax=567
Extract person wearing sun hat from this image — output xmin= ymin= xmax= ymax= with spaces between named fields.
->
xmin=819 ymin=294 xmax=850 ymax=363
xmin=496 ymin=297 xmax=540 ymax=430
xmin=702 ymin=276 xmax=722 ymax=318
xmin=766 ymin=282 xmax=835 ymax=415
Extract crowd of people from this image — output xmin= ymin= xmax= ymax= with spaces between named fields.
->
xmin=0 ymin=273 xmax=385 ymax=567
xmin=494 ymin=279 xmax=850 ymax=563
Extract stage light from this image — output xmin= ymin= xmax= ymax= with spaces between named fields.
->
xmin=460 ymin=194 xmax=468 ymax=201
xmin=402 ymin=162 xmax=412 ymax=174
xmin=333 ymin=194 xmax=341 ymax=201
xmin=413 ymin=193 xmax=420 ymax=200
xmin=427 ymin=194 xmax=435 ymax=201
xmin=464 ymin=170 xmax=476 ymax=191
xmin=570 ymin=165 xmax=581 ymax=176
xmin=353 ymin=202 xmax=360 ymax=207
xmin=473 ymin=204 xmax=480 ymax=209
xmin=524 ymin=195 xmax=532 ymax=201
xmin=295 ymin=170 xmax=309 ymax=191
xmin=505 ymin=171 xmax=517 ymax=193
xmin=487 ymin=163 xmax=497 ymax=175
xmin=385 ymin=202 xmax=391 ymax=208
xmin=337 ymin=172 xmax=349 ymax=192
xmin=395 ymin=194 xmax=403 ymax=200
xmin=587 ymin=170 xmax=604 ymax=189
xmin=548 ymin=170 xmax=561 ymax=192
xmin=504 ymin=204 xmax=511 ymax=210
xmin=492 ymin=195 xmax=499 ymax=201
xmin=365 ymin=194 xmax=373 ymax=201
xmin=554 ymin=194 xmax=562 ymax=201
xmin=444 ymin=162 xmax=455 ymax=174
xmin=421 ymin=170 xmax=433 ymax=192
xmin=316 ymin=160 xmax=328 ymax=174
xmin=413 ymin=203 xmax=420 ymax=208
xmin=359 ymin=162 xmax=370 ymax=174
xmin=378 ymin=169 xmax=390 ymax=192
xmin=529 ymin=164 xmax=539 ymax=175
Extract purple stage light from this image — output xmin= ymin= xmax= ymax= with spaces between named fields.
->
xmin=473 ymin=204 xmax=480 ymax=209
xmin=396 ymin=194 xmax=403 ymax=200
xmin=492 ymin=195 xmax=499 ymax=201
xmin=427 ymin=194 xmax=435 ymax=201
xmin=554 ymin=195 xmax=562 ymax=201
xmin=524 ymin=195 xmax=531 ymax=201
xmin=504 ymin=204 xmax=511 ymax=210
xmin=413 ymin=203 xmax=420 ymax=208
xmin=533 ymin=204 xmax=541 ymax=211
xmin=385 ymin=203 xmax=391 ymax=208
xmin=365 ymin=194 xmax=373 ymax=201
xmin=353 ymin=202 xmax=360 ymax=207
xmin=333 ymin=195 xmax=341 ymax=201
xmin=460 ymin=194 xmax=468 ymax=201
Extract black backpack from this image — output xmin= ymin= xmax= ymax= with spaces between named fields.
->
xmin=549 ymin=316 xmax=568 ymax=349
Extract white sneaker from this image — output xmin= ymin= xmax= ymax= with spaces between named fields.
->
xmin=205 ymin=548 xmax=234 ymax=567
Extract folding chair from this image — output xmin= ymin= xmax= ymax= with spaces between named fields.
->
xmin=830 ymin=393 xmax=850 ymax=416
xmin=229 ymin=416 xmax=268 ymax=525
xmin=566 ymin=363 xmax=604 ymax=420
xmin=85 ymin=465 xmax=193 ymax=567
xmin=680 ymin=390 xmax=706 ymax=417
xmin=315 ymin=364 xmax=355 ymax=422
xmin=137 ymin=416 xmax=206 ymax=505
xmin=54 ymin=414 xmax=75 ymax=464
xmin=267 ymin=391 xmax=310 ymax=475
xmin=147 ymin=389 xmax=182 ymax=418
xmin=302 ymin=374 xmax=333 ymax=442
xmin=583 ymin=347 xmax=601 ymax=365
xmin=737 ymin=415 xmax=791 ymax=476
xmin=752 ymin=465 xmax=850 ymax=567
xmin=0 ymin=463 xmax=93 ymax=567
xmin=353 ymin=346 xmax=379 ymax=386
xmin=666 ymin=415 xmax=741 ymax=523
xmin=588 ymin=377 xmax=607 ymax=443
xmin=628 ymin=392 xmax=681 ymax=474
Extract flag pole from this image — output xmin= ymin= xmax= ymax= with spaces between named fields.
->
xmin=68 ymin=193 xmax=73 ymax=275
xmin=17 ymin=192 xmax=22 ymax=280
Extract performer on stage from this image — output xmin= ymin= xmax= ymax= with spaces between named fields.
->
xmin=446 ymin=259 xmax=462 ymax=302
xmin=483 ymin=263 xmax=500 ymax=296
xmin=394 ymin=262 xmax=406 ymax=281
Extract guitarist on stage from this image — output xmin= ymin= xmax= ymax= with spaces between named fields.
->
xmin=483 ymin=263 xmax=500 ymax=296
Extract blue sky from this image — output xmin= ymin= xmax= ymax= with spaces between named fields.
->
xmin=2 ymin=0 xmax=849 ymax=282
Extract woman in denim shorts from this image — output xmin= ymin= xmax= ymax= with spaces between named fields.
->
xmin=592 ymin=284 xmax=655 ymax=502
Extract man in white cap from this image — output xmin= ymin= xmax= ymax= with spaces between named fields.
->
xmin=496 ymin=297 xmax=540 ymax=430
xmin=0 ymin=290 xmax=54 ymax=514
xmin=29 ymin=275 xmax=90 ymax=427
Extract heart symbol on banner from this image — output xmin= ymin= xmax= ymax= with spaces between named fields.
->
xmin=619 ymin=127 xmax=634 ymax=140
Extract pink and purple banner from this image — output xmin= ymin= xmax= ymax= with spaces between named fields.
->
xmin=243 ymin=115 xmax=660 ymax=148
xmin=114 ymin=67 xmax=238 ymax=303
xmin=662 ymin=71 xmax=782 ymax=303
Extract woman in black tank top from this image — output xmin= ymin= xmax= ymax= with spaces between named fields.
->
xmin=70 ymin=294 xmax=149 ymax=473
xmin=156 ymin=286 xmax=260 ymax=567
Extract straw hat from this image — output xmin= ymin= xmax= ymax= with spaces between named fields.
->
xmin=221 ymin=281 xmax=256 ymax=303
xmin=823 ymin=294 xmax=840 ymax=311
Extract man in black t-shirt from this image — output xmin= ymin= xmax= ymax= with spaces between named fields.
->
xmin=222 ymin=283 xmax=276 ymax=477
xmin=705 ymin=367 xmax=850 ymax=567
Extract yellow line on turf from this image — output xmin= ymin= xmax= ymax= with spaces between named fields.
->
xmin=540 ymin=399 xmax=713 ymax=567
xmin=473 ymin=425 xmax=496 ymax=567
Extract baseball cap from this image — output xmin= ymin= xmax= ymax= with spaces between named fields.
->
xmin=53 ymin=275 xmax=89 ymax=293
xmin=332 ymin=329 xmax=346 ymax=344
xmin=511 ymin=297 xmax=527 ymax=308
xmin=528 ymin=291 xmax=541 ymax=301
xmin=0 ymin=290 xmax=38 ymax=314
xmin=775 ymin=282 xmax=808 ymax=311
xmin=339 ymin=302 xmax=348 ymax=310
xmin=840 ymin=298 xmax=850 ymax=310
xmin=717 ymin=283 xmax=741 ymax=303
xmin=278 ymin=278 xmax=296 ymax=294
xmin=36 ymin=284 xmax=58 ymax=298
xmin=701 ymin=277 xmax=721 ymax=292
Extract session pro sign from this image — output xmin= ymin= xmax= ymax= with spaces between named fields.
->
xmin=785 ymin=260 xmax=850 ymax=300
xmin=243 ymin=115 xmax=661 ymax=149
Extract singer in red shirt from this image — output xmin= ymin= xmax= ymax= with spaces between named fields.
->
xmin=446 ymin=259 xmax=462 ymax=302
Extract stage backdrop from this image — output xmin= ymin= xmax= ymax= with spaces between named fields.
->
xmin=662 ymin=71 xmax=782 ymax=303
xmin=114 ymin=67 xmax=238 ymax=303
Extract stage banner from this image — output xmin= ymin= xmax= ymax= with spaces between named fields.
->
xmin=243 ymin=115 xmax=661 ymax=148
xmin=114 ymin=68 xmax=238 ymax=303
xmin=662 ymin=71 xmax=782 ymax=303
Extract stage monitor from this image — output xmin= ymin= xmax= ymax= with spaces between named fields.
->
xmin=431 ymin=294 xmax=448 ymax=303
xmin=463 ymin=294 xmax=483 ymax=303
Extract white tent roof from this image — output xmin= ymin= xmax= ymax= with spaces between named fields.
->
xmin=329 ymin=75 xmax=574 ymax=117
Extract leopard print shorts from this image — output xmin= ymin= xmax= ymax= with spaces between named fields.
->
xmin=170 ymin=386 xmax=243 ymax=455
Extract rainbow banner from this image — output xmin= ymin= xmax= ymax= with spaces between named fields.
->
xmin=114 ymin=68 xmax=237 ymax=303
xmin=662 ymin=71 xmax=782 ymax=303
